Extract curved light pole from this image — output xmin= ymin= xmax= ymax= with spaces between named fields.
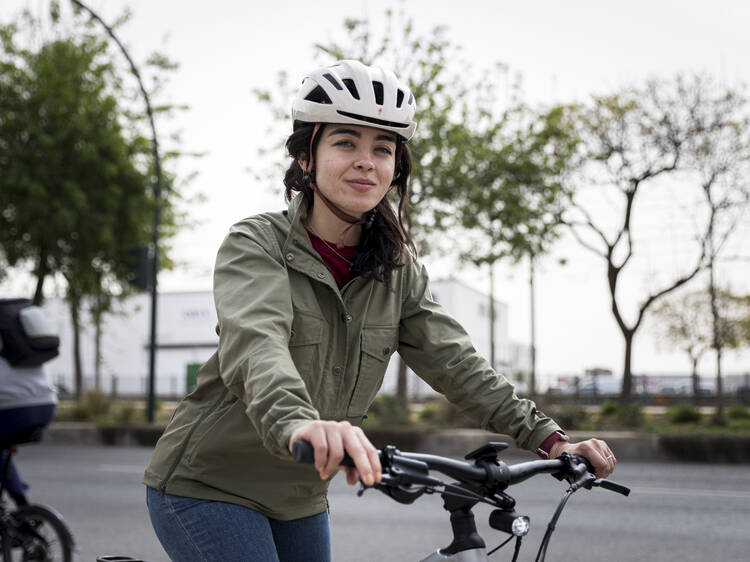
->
xmin=71 ymin=0 xmax=162 ymax=422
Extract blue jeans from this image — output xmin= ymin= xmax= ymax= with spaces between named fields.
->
xmin=146 ymin=487 xmax=331 ymax=562
xmin=0 ymin=404 xmax=56 ymax=502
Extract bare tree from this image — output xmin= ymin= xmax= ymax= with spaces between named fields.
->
xmin=650 ymin=291 xmax=713 ymax=401
xmin=690 ymin=109 xmax=750 ymax=420
xmin=565 ymin=75 xmax=750 ymax=401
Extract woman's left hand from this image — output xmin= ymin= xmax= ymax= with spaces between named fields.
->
xmin=549 ymin=438 xmax=616 ymax=478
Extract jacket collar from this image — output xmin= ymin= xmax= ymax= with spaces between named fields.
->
xmin=282 ymin=194 xmax=366 ymax=297
xmin=284 ymin=194 xmax=313 ymax=252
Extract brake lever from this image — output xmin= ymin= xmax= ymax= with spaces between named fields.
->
xmin=570 ymin=472 xmax=596 ymax=492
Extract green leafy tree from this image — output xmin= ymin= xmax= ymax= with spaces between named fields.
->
xmin=0 ymin=5 xmax=187 ymax=397
xmin=255 ymin=9 xmax=568 ymax=404
xmin=446 ymin=105 xmax=579 ymax=395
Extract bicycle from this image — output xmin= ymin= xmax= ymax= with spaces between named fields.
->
xmin=1 ymin=427 xmax=75 ymax=561
xmin=293 ymin=440 xmax=630 ymax=561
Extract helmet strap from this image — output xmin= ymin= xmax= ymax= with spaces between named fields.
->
xmin=302 ymin=122 xmax=367 ymax=246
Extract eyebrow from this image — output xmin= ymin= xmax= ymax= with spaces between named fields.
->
xmin=327 ymin=127 xmax=397 ymax=143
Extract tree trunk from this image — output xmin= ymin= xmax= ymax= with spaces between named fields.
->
xmin=621 ymin=331 xmax=634 ymax=402
xmin=708 ymin=229 xmax=724 ymax=424
xmin=94 ymin=307 xmax=102 ymax=391
xmin=396 ymin=355 xmax=408 ymax=409
xmin=691 ymin=356 xmax=700 ymax=405
xmin=715 ymin=348 xmax=724 ymax=423
xmin=32 ymin=254 xmax=48 ymax=305
xmin=70 ymin=297 xmax=83 ymax=400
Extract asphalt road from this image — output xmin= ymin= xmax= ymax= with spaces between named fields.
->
xmin=8 ymin=443 xmax=750 ymax=561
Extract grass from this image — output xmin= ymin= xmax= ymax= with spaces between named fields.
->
xmin=641 ymin=418 xmax=750 ymax=435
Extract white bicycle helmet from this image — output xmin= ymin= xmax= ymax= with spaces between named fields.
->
xmin=292 ymin=60 xmax=417 ymax=141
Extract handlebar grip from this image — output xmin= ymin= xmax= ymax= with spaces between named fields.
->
xmin=290 ymin=440 xmax=356 ymax=467
xmin=597 ymin=479 xmax=631 ymax=496
xmin=291 ymin=440 xmax=315 ymax=464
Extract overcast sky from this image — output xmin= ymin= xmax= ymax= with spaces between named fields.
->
xmin=3 ymin=0 xmax=750 ymax=385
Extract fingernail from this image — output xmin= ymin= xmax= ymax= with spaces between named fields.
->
xmin=364 ymin=474 xmax=374 ymax=486
xmin=375 ymin=471 xmax=382 ymax=482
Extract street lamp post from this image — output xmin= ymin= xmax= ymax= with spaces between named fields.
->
xmin=71 ymin=0 xmax=162 ymax=422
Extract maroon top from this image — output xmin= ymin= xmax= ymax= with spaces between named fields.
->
xmin=307 ymin=230 xmax=358 ymax=288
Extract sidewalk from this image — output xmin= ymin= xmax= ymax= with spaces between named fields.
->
xmin=41 ymin=422 xmax=750 ymax=463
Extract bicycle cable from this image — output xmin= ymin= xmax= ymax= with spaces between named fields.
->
xmin=535 ymin=487 xmax=575 ymax=562
xmin=486 ymin=535 xmax=513 ymax=556
xmin=512 ymin=536 xmax=523 ymax=562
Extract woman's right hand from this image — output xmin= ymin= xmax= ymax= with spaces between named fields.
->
xmin=289 ymin=420 xmax=381 ymax=486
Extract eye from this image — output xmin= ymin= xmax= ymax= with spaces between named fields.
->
xmin=334 ymin=140 xmax=355 ymax=148
xmin=376 ymin=145 xmax=394 ymax=156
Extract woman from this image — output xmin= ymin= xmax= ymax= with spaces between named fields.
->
xmin=143 ymin=60 xmax=616 ymax=561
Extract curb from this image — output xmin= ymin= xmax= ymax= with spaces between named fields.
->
xmin=41 ymin=423 xmax=750 ymax=463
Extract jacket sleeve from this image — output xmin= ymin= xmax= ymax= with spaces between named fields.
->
xmin=213 ymin=220 xmax=319 ymax=458
xmin=397 ymin=261 xmax=561 ymax=452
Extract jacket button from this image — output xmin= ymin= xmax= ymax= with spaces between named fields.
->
xmin=382 ymin=347 xmax=391 ymax=355
xmin=342 ymin=314 xmax=353 ymax=324
xmin=317 ymin=271 xmax=327 ymax=279
xmin=285 ymin=253 xmax=295 ymax=262
xmin=332 ymin=366 xmax=343 ymax=376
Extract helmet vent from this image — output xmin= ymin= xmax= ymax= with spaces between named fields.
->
xmin=305 ymin=86 xmax=332 ymax=104
xmin=408 ymin=92 xmax=414 ymax=106
xmin=322 ymin=73 xmax=343 ymax=90
xmin=372 ymin=81 xmax=384 ymax=105
xmin=337 ymin=110 xmax=408 ymax=129
xmin=396 ymin=89 xmax=405 ymax=108
xmin=342 ymin=78 xmax=360 ymax=100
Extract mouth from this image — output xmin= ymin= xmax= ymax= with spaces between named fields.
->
xmin=346 ymin=178 xmax=376 ymax=191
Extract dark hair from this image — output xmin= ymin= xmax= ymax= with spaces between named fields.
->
xmin=283 ymin=121 xmax=416 ymax=284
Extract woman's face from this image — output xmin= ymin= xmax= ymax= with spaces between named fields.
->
xmin=310 ymin=124 xmax=397 ymax=219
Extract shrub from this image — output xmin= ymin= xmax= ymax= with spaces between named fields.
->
xmin=726 ymin=404 xmax=750 ymax=421
xmin=417 ymin=402 xmax=439 ymax=424
xmin=600 ymin=401 xmax=618 ymax=417
xmin=71 ymin=389 xmax=112 ymax=421
xmin=113 ymin=402 xmax=139 ymax=425
xmin=615 ymin=403 xmax=644 ymax=428
xmin=366 ymin=394 xmax=410 ymax=427
xmin=554 ymin=406 xmax=589 ymax=430
xmin=667 ymin=404 xmax=702 ymax=424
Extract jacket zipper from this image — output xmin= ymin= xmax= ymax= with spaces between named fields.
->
xmin=158 ymin=388 xmax=229 ymax=494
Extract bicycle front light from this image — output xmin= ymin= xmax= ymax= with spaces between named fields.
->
xmin=489 ymin=510 xmax=530 ymax=536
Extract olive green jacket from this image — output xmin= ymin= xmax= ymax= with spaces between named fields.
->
xmin=143 ymin=195 xmax=561 ymax=520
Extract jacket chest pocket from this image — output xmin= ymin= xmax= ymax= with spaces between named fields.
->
xmin=288 ymin=309 xmax=324 ymax=400
xmin=347 ymin=326 xmax=399 ymax=417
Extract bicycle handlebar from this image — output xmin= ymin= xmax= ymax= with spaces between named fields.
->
xmin=292 ymin=439 xmax=629 ymax=562
xmin=290 ymin=440 xmax=622 ymax=496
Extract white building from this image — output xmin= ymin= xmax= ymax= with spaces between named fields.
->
xmin=42 ymin=279 xmax=526 ymax=399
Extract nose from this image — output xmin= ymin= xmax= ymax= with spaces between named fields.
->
xmin=354 ymin=150 xmax=375 ymax=171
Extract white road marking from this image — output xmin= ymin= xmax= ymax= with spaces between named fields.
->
xmin=631 ymin=486 xmax=750 ymax=500
xmin=98 ymin=464 xmax=146 ymax=473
